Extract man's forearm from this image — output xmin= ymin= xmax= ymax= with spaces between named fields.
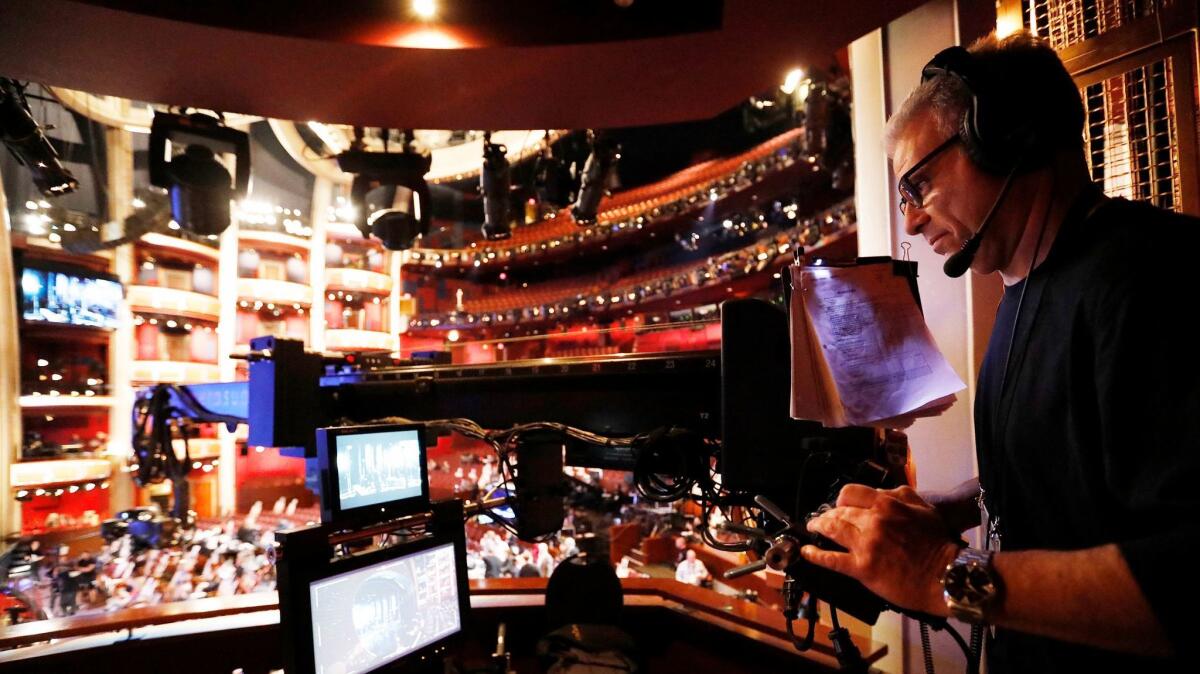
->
xmin=921 ymin=477 xmax=981 ymax=534
xmin=969 ymin=544 xmax=1170 ymax=656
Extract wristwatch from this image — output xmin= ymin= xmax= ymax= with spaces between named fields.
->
xmin=941 ymin=547 xmax=1002 ymax=624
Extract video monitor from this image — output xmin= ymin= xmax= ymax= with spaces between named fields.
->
xmin=279 ymin=524 xmax=471 ymax=674
xmin=317 ymin=423 xmax=429 ymax=527
xmin=311 ymin=542 xmax=463 ymax=674
xmin=20 ymin=262 xmax=123 ymax=330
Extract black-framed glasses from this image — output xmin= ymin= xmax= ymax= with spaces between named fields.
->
xmin=898 ymin=135 xmax=959 ymax=215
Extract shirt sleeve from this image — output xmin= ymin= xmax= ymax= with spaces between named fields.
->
xmin=1092 ymin=256 xmax=1200 ymax=652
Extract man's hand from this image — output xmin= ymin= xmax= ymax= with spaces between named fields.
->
xmin=803 ymin=484 xmax=960 ymax=616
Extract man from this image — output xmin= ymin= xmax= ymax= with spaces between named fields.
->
xmin=675 ymin=548 xmax=710 ymax=587
xmin=803 ymin=31 xmax=1199 ymax=671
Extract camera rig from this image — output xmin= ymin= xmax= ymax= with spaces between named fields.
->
xmin=133 ymin=297 xmax=931 ymax=670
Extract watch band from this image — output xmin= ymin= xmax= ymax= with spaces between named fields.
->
xmin=942 ymin=547 xmax=1000 ymax=624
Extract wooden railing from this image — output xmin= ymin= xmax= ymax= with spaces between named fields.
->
xmin=0 ymin=578 xmax=885 ymax=668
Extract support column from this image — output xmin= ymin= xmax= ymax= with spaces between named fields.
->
xmin=851 ymin=28 xmax=894 ymax=258
xmin=0 ymin=167 xmax=23 ymax=536
xmin=389 ymin=250 xmax=404 ymax=355
xmin=309 ymin=177 xmax=331 ymax=352
xmin=216 ymin=218 xmax=240 ymax=516
xmin=106 ymin=125 xmax=136 ymax=513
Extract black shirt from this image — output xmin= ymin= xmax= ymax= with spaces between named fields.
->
xmin=975 ymin=190 xmax=1200 ymax=671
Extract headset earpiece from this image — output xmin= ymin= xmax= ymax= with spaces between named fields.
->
xmin=922 ymin=46 xmax=1040 ymax=175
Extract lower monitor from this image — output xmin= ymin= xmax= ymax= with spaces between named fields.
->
xmin=308 ymin=541 xmax=465 ymax=674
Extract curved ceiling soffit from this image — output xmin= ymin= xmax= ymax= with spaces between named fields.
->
xmin=47 ymin=88 xmax=561 ymax=188
xmin=0 ymin=0 xmax=927 ymax=129
xmin=267 ymin=122 xmax=566 ymax=185
xmin=49 ymin=86 xmax=261 ymax=132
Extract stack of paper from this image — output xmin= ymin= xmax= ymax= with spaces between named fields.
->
xmin=789 ymin=261 xmax=964 ymax=428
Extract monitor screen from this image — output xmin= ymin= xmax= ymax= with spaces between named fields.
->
xmin=334 ymin=428 xmax=424 ymax=511
xmin=317 ymin=423 xmax=430 ymax=526
xmin=20 ymin=265 xmax=123 ymax=329
xmin=309 ymin=542 xmax=462 ymax=674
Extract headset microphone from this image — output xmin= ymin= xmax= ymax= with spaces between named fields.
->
xmin=942 ymin=161 xmax=1021 ymax=278
xmin=943 ymin=232 xmax=982 ymax=278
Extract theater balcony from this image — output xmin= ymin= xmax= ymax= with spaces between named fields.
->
xmin=403 ymin=128 xmax=826 ymax=276
xmin=128 ymin=360 xmax=222 ymax=386
xmin=235 ymin=279 xmax=312 ymax=311
xmin=135 ymin=232 xmax=221 ymax=267
xmin=125 ymin=286 xmax=222 ymax=323
xmin=324 ymin=328 xmax=396 ymax=353
xmin=408 ymin=198 xmax=856 ymax=339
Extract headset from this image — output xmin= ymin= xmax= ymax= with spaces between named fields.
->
xmin=918 ymin=45 xmax=1053 ymax=277
xmin=919 ymin=45 xmax=1043 ymax=176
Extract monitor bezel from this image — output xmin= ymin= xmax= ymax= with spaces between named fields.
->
xmin=316 ymin=422 xmax=430 ymax=528
xmin=281 ymin=525 xmax=471 ymax=674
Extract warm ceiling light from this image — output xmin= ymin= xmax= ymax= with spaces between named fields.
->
xmin=780 ymin=68 xmax=805 ymax=95
xmin=412 ymin=0 xmax=437 ymax=19
xmin=447 ymin=329 xmax=461 ymax=342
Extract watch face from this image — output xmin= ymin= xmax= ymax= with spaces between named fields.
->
xmin=944 ymin=562 xmax=996 ymax=605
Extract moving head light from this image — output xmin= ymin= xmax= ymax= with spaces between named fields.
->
xmin=571 ymin=132 xmax=619 ymax=226
xmin=149 ymin=111 xmax=251 ymax=237
xmin=480 ymin=133 xmax=512 ymax=240
xmin=0 ymin=79 xmax=78 ymax=198
xmin=337 ymin=141 xmax=433 ymax=251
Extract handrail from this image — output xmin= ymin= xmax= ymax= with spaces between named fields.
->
xmin=0 ymin=577 xmax=885 ymax=666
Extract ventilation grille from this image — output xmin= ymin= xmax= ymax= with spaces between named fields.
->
xmin=1023 ymin=0 xmax=1163 ymax=50
xmin=1081 ymin=57 xmax=1181 ymax=210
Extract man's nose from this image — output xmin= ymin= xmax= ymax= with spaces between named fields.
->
xmin=903 ymin=204 xmax=930 ymax=237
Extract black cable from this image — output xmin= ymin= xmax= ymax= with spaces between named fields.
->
xmin=785 ymin=594 xmax=819 ymax=651
xmin=970 ymin=624 xmax=983 ymax=671
xmin=827 ymin=607 xmax=866 ymax=673
xmin=944 ymin=623 xmax=978 ymax=674
xmin=920 ymin=621 xmax=936 ymax=674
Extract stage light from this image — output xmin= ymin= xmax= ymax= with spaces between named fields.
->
xmin=337 ymin=129 xmax=432 ymax=251
xmin=480 ymin=133 xmax=513 ymax=240
xmin=534 ymin=143 xmax=575 ymax=210
xmin=780 ymin=68 xmax=805 ymax=95
xmin=0 ymin=79 xmax=78 ymax=197
xmin=572 ymin=132 xmax=619 ymax=226
xmin=412 ymin=0 xmax=437 ymax=19
xmin=149 ymin=111 xmax=251 ymax=236
xmin=447 ymin=329 xmax=460 ymax=342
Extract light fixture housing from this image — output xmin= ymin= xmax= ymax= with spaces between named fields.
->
xmin=0 ymin=78 xmax=78 ymax=197
xmin=148 ymin=111 xmax=251 ymax=236
xmin=480 ymin=134 xmax=513 ymax=240
xmin=572 ymin=132 xmax=619 ymax=226
xmin=338 ymin=145 xmax=433 ymax=251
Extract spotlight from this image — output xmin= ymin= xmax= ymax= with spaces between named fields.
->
xmin=534 ymin=139 xmax=574 ymax=210
xmin=780 ymin=68 xmax=805 ymax=95
xmin=337 ymin=129 xmax=432 ymax=251
xmin=412 ymin=0 xmax=437 ymax=19
xmin=0 ymin=79 xmax=78 ymax=197
xmin=572 ymin=132 xmax=619 ymax=226
xmin=149 ymin=111 xmax=250 ymax=237
xmin=480 ymin=133 xmax=513 ymax=240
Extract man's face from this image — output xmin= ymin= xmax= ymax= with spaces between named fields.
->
xmin=891 ymin=110 xmax=1007 ymax=273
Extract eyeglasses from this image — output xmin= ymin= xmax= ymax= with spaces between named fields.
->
xmin=897 ymin=135 xmax=959 ymax=215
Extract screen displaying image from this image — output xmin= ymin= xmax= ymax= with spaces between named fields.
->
xmin=335 ymin=429 xmax=424 ymax=511
xmin=21 ymin=267 xmax=123 ymax=329
xmin=310 ymin=543 xmax=461 ymax=674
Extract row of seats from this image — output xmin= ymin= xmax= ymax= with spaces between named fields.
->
xmin=410 ymin=197 xmax=856 ymax=330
